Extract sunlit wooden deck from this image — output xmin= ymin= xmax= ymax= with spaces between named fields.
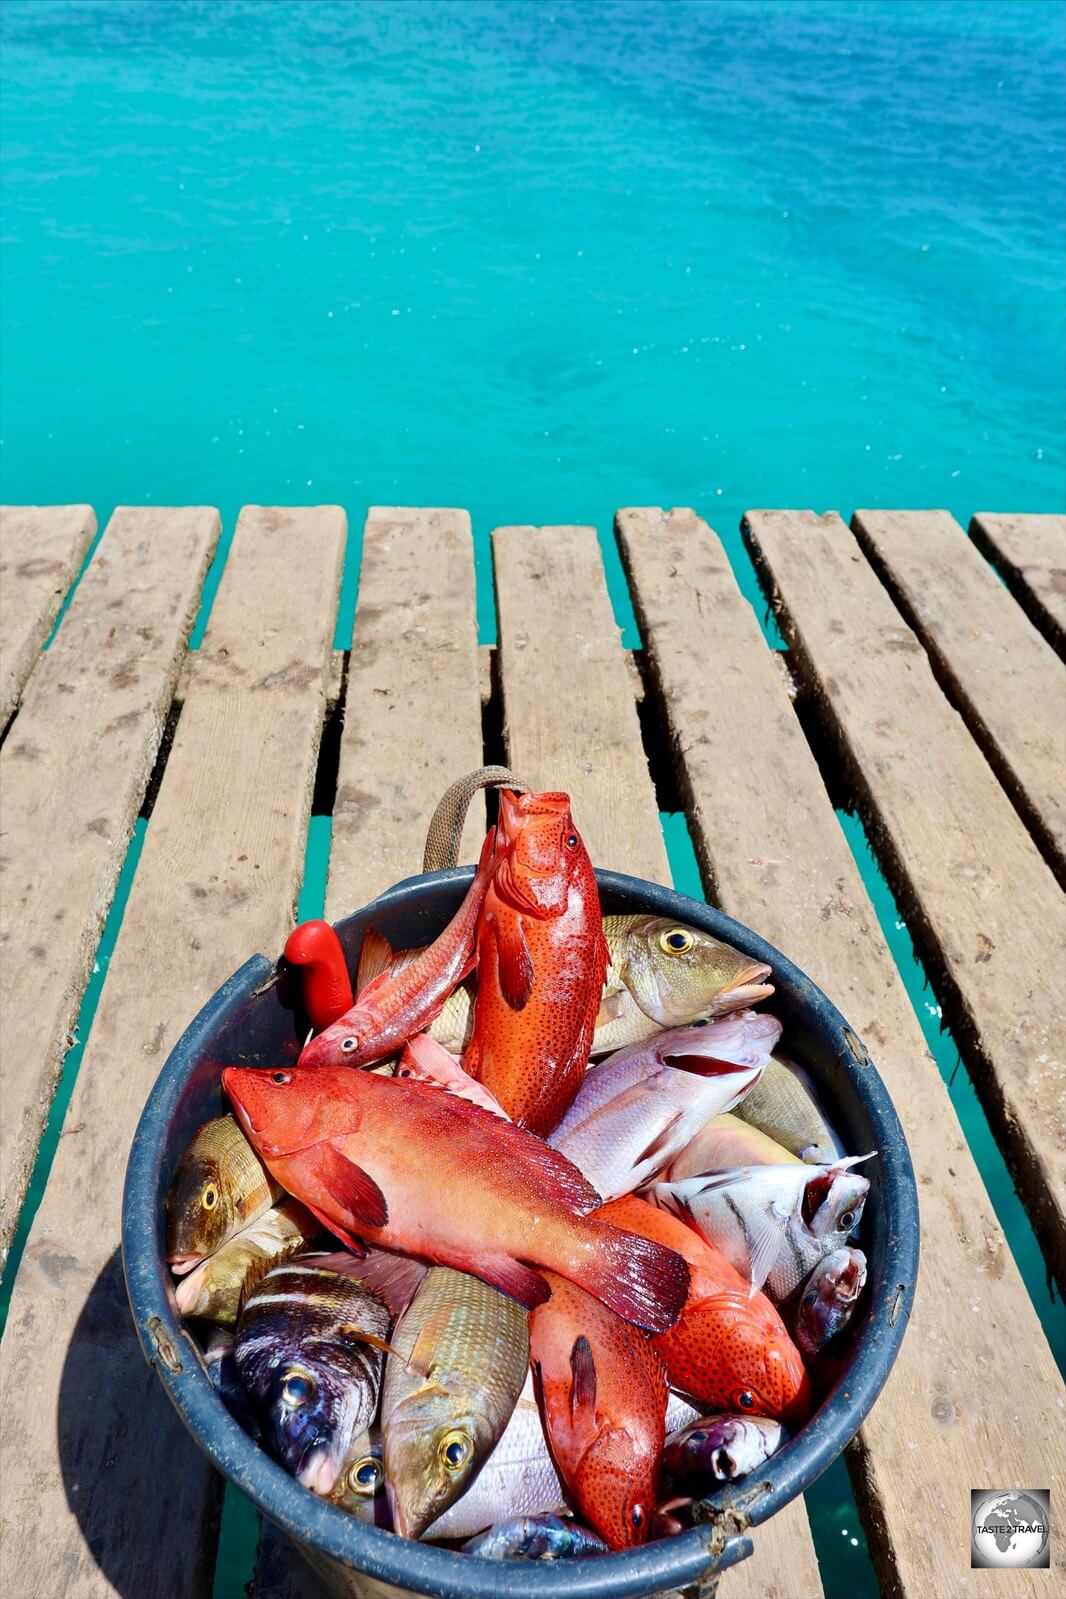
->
xmin=0 ymin=501 xmax=1063 ymax=1599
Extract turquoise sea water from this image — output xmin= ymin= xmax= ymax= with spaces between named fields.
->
xmin=2 ymin=4 xmax=1064 ymax=1597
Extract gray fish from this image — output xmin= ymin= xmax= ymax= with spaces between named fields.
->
xmin=235 ymin=1259 xmax=392 ymax=1495
xmin=463 ymin=1515 xmax=609 ymax=1560
xmin=327 ymin=1428 xmax=388 ymax=1524
xmin=662 ymin=1414 xmax=785 ymax=1482
xmin=794 ymin=1248 xmax=867 ymax=1356
xmin=733 ymin=1055 xmax=840 ymax=1165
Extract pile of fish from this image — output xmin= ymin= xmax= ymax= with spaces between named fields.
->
xmin=165 ymin=771 xmax=873 ymax=1561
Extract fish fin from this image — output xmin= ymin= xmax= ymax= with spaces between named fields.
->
xmin=404 ymin=1302 xmax=455 ymax=1378
xmin=341 ymin=1324 xmax=402 ymax=1359
xmin=355 ymin=934 xmax=424 ymax=1000
xmin=500 ymin=1127 xmax=601 ymax=1215
xmin=493 ymin=913 xmax=535 ymax=1010
xmin=566 ymin=1221 xmax=689 ymax=1333
xmin=315 ymin=1144 xmax=389 ymax=1230
xmin=595 ymin=987 xmax=628 ymax=1026
xmin=479 ymin=1256 xmax=552 ymax=1310
xmin=569 ymin=1335 xmax=597 ymax=1424
xmin=631 ymin=1105 xmax=688 ymax=1170
xmin=744 ymin=1203 xmax=790 ymax=1297
xmin=300 ymin=1200 xmax=367 ymax=1257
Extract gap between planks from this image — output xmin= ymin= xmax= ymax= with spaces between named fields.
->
xmin=0 ymin=506 xmax=220 ymax=1264
xmin=744 ymin=508 xmax=1066 ymax=1293
xmin=616 ymin=506 xmax=1065 ymax=1599
xmin=0 ymin=506 xmax=347 ymax=1599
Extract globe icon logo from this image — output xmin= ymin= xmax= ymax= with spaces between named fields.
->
xmin=971 ymin=1490 xmax=1050 ymax=1569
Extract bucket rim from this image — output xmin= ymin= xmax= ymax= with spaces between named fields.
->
xmin=122 ymin=865 xmax=919 ymax=1596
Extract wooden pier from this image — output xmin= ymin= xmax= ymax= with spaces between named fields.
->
xmin=0 ymin=502 xmax=1063 ymax=1599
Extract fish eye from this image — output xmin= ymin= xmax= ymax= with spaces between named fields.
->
xmin=340 ymin=1037 xmax=358 ymax=1054
xmin=659 ymin=928 xmax=695 ymax=955
xmin=280 ymin=1372 xmax=313 ymax=1407
xmin=271 ymin=1070 xmax=291 ymax=1084
xmin=439 ymin=1429 xmax=473 ymax=1473
xmin=801 ymin=1290 xmax=818 ymax=1308
xmin=349 ymin=1457 xmax=382 ymax=1495
xmin=201 ymin=1183 xmax=219 ymax=1211
xmin=564 ymin=833 xmax=578 ymax=848
xmin=736 ymin=1390 xmax=755 ymax=1410
xmin=839 ymin=1210 xmax=856 ymax=1231
xmin=631 ymin=1504 xmax=646 ymax=1529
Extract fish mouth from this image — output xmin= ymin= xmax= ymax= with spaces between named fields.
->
xmin=711 ymin=966 xmax=774 ymax=1014
xmin=167 ymin=1253 xmax=205 ymax=1275
xmin=298 ymin=1443 xmax=339 ymax=1496
xmin=385 ymin=1482 xmax=410 ymax=1539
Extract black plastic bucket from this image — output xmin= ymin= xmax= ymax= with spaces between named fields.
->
xmin=122 ymin=868 xmax=919 ymax=1599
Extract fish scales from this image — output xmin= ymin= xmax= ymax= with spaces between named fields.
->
xmin=381 ymin=1266 xmax=530 ymax=1538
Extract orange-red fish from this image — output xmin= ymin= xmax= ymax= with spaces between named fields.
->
xmin=465 ymin=791 xmax=608 ymax=1135
xmin=298 ymin=830 xmax=496 ymax=1069
xmin=221 ymin=1065 xmax=689 ymax=1333
xmin=530 ymin=1273 xmax=666 ymax=1550
xmin=284 ymin=920 xmax=353 ymax=1032
xmin=598 ymin=1196 xmax=810 ymax=1425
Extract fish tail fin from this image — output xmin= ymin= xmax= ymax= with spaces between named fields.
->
xmin=560 ymin=1219 xmax=690 ymax=1333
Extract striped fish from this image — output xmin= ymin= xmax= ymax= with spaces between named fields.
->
xmin=234 ymin=1258 xmax=392 ymax=1496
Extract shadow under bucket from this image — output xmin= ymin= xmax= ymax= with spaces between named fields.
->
xmin=122 ymin=868 xmax=919 ymax=1599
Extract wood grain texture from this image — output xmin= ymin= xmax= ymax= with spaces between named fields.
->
xmin=0 ymin=506 xmax=345 ymax=1599
xmin=492 ymin=524 xmax=670 ymax=885
xmin=0 ymin=503 xmax=97 ymax=726
xmin=0 ymin=506 xmax=220 ymax=1263
xmin=617 ymin=505 xmax=1066 ymax=1599
xmin=327 ymin=508 xmax=484 ymax=920
xmin=969 ymin=512 xmax=1066 ymax=658
xmin=494 ymin=524 xmax=820 ymax=1593
xmin=853 ymin=509 xmax=1066 ymax=883
xmin=742 ymin=508 xmax=1066 ymax=1289
xmin=716 ymin=1501 xmax=824 ymax=1599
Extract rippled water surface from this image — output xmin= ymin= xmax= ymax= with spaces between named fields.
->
xmin=2 ymin=5 xmax=1063 ymax=1598
xmin=2 ymin=0 xmax=1063 ymax=636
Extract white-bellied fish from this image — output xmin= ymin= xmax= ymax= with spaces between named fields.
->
xmin=647 ymin=1158 xmax=872 ymax=1302
xmin=667 ymin=1113 xmax=802 ymax=1181
xmin=234 ymin=1259 xmax=393 ymax=1495
xmin=549 ymin=1013 xmax=779 ymax=1201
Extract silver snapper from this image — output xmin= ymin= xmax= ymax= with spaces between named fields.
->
xmin=794 ymin=1248 xmax=867 ymax=1355
xmin=662 ymin=1414 xmax=785 ymax=1482
xmin=647 ymin=1158 xmax=872 ymax=1301
xmin=549 ymin=1013 xmax=779 ymax=1201
xmin=463 ymin=1516 xmax=608 ymax=1560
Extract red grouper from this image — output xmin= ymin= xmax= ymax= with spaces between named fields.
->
xmin=221 ymin=1065 xmax=689 ymax=1333
xmin=298 ymin=829 xmax=497 ymax=1068
xmin=465 ymin=790 xmax=609 ymax=1136
xmin=530 ymin=1273 xmax=668 ymax=1551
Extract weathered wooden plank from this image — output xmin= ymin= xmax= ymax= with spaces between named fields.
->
xmin=494 ymin=523 xmax=823 ymax=1593
xmin=742 ymin=508 xmax=1066 ymax=1286
xmin=617 ymin=505 xmax=1066 ymax=1599
xmin=0 ymin=505 xmax=220 ymax=1263
xmin=717 ymin=1503 xmax=823 ymax=1599
xmin=852 ymin=509 xmax=1066 ymax=883
xmin=492 ymin=524 xmax=670 ymax=884
xmin=327 ymin=508 xmax=484 ymax=919
xmin=0 ymin=503 xmax=97 ymax=726
xmin=0 ymin=506 xmax=346 ymax=1599
xmin=250 ymin=509 xmax=487 ymax=1593
xmin=969 ymin=511 xmax=1066 ymax=657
